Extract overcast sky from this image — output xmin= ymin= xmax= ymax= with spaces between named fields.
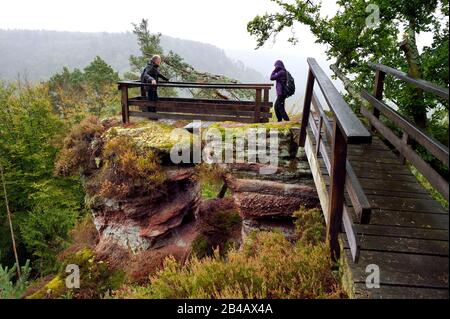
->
xmin=0 ymin=0 xmax=341 ymax=54
xmin=1 ymin=0 xmax=439 ymax=60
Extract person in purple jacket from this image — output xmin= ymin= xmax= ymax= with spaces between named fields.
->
xmin=270 ymin=60 xmax=290 ymax=122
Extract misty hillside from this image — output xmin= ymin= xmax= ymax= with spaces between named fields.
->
xmin=0 ymin=29 xmax=265 ymax=83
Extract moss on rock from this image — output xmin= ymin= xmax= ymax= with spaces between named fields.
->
xmin=27 ymin=248 xmax=124 ymax=299
xmin=208 ymin=121 xmax=297 ymax=139
xmin=104 ymin=120 xmax=192 ymax=155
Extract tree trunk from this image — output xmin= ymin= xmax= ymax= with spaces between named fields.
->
xmin=0 ymin=164 xmax=21 ymax=279
xmin=400 ymin=22 xmax=427 ymax=129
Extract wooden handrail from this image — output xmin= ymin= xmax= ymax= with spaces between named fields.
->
xmin=118 ymin=81 xmax=273 ymax=124
xmin=299 ymin=58 xmax=372 ymax=262
xmin=306 ymin=58 xmax=372 ymax=144
xmin=311 ymin=93 xmax=372 ymax=224
xmin=362 ymin=90 xmax=449 ymax=166
xmin=368 ymin=62 xmax=449 ymax=100
xmin=362 ymin=64 xmax=449 ymax=201
xmin=118 ymin=80 xmax=273 ymax=90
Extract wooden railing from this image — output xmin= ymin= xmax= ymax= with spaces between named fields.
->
xmin=361 ymin=62 xmax=449 ymax=201
xmin=299 ymin=58 xmax=372 ymax=262
xmin=118 ymin=81 xmax=273 ymax=124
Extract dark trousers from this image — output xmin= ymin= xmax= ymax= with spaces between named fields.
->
xmin=275 ymin=95 xmax=289 ymax=122
xmin=147 ymin=89 xmax=158 ymax=112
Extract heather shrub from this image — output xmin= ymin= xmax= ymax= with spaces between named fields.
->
xmin=126 ymin=230 xmax=344 ymax=299
xmin=196 ymin=164 xmax=229 ymax=199
xmin=192 ymin=198 xmax=241 ymax=258
xmin=95 ymin=135 xmax=166 ymax=199
xmin=55 ymin=116 xmax=105 ymax=176
xmin=293 ymin=207 xmax=326 ymax=245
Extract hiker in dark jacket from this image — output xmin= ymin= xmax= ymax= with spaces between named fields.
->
xmin=141 ymin=55 xmax=169 ymax=110
xmin=270 ymin=60 xmax=290 ymax=122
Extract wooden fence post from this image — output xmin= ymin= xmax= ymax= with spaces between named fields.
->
xmin=399 ymin=131 xmax=410 ymax=164
xmin=299 ymin=69 xmax=315 ymax=147
xmin=263 ymin=88 xmax=269 ymax=103
xmin=371 ymin=70 xmax=385 ymax=132
xmin=327 ymin=120 xmax=348 ymax=261
xmin=254 ymin=89 xmax=262 ymax=123
xmin=121 ymin=84 xmax=129 ymax=124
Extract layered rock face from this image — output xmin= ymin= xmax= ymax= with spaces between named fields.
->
xmin=226 ymin=178 xmax=319 ymax=219
xmin=81 ymin=121 xmax=201 ymax=274
xmin=82 ymin=120 xmax=319 ymax=279
xmin=209 ymin=122 xmax=320 ymax=241
xmin=91 ymin=167 xmax=200 ymax=253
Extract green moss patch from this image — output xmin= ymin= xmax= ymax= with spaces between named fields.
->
xmin=28 ymin=248 xmax=124 ymax=299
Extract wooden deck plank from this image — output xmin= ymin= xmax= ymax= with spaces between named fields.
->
xmin=344 ymin=235 xmax=448 ymax=256
xmin=344 ymin=249 xmax=449 ymax=288
xmin=367 ymin=195 xmax=447 ymax=214
xmin=365 ymin=210 xmax=449 ymax=229
xmin=354 ymin=224 xmax=449 ymax=241
xmin=304 ymin=127 xmax=449 ymax=298
xmin=353 ymin=283 xmax=449 ymax=299
xmin=323 ymin=174 xmax=431 ymax=195
xmin=361 ymin=189 xmax=435 ymax=200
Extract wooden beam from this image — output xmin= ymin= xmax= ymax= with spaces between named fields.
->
xmin=137 ymin=105 xmax=272 ymax=118
xmin=118 ymin=80 xmax=274 ymax=90
xmin=362 ymin=90 xmax=449 ymax=166
xmin=128 ymin=97 xmax=272 ymax=112
xmin=309 ymin=115 xmax=371 ymax=224
xmin=361 ymin=106 xmax=449 ymax=200
xmin=254 ymin=89 xmax=262 ymax=123
xmin=371 ymin=70 xmax=385 ymax=132
xmin=304 ymin=128 xmax=360 ymax=262
xmin=368 ymin=62 xmax=449 ymax=100
xmin=307 ymin=58 xmax=371 ymax=144
xmin=129 ymin=111 xmax=258 ymax=123
xmin=299 ymin=69 xmax=315 ymax=147
xmin=327 ymin=120 xmax=348 ymax=261
xmin=121 ymin=84 xmax=129 ymax=124
xmin=263 ymin=88 xmax=270 ymax=103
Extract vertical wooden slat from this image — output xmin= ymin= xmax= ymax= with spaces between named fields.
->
xmin=327 ymin=119 xmax=348 ymax=261
xmin=254 ymin=89 xmax=262 ymax=123
xmin=299 ymin=69 xmax=315 ymax=147
xmin=263 ymin=88 xmax=269 ymax=103
xmin=121 ymin=84 xmax=129 ymax=124
xmin=316 ymin=116 xmax=323 ymax=156
xmin=400 ymin=131 xmax=409 ymax=164
xmin=371 ymin=70 xmax=385 ymax=132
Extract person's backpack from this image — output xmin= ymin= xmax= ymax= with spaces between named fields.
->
xmin=284 ymin=71 xmax=296 ymax=97
xmin=141 ymin=66 xmax=151 ymax=91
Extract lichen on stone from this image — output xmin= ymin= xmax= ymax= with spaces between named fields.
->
xmin=104 ymin=120 xmax=192 ymax=153
xmin=207 ymin=121 xmax=298 ymax=139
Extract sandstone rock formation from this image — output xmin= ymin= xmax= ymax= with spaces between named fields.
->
xmin=70 ymin=119 xmax=320 ymax=282
xmin=90 ymin=167 xmax=200 ymax=253
xmin=209 ymin=121 xmax=320 ymax=241
xmin=66 ymin=120 xmax=200 ymax=276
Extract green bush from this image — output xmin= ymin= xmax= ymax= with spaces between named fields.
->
xmin=193 ymin=200 xmax=242 ymax=258
xmin=126 ymin=231 xmax=344 ymax=299
xmin=0 ymin=260 xmax=31 ymax=299
xmin=196 ymin=164 xmax=229 ymax=200
xmin=28 ymin=248 xmax=124 ymax=299
xmin=0 ymin=83 xmax=86 ymax=276
xmin=19 ymin=206 xmax=77 ymax=274
xmin=95 ymin=135 xmax=166 ymax=199
xmin=55 ymin=115 xmax=105 ymax=177
xmin=293 ymin=207 xmax=326 ymax=245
